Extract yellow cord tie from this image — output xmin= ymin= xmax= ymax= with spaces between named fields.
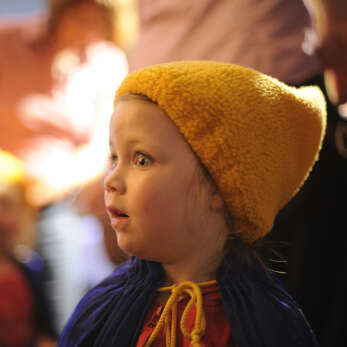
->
xmin=144 ymin=280 xmax=217 ymax=347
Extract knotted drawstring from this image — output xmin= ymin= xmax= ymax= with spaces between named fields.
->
xmin=144 ymin=280 xmax=217 ymax=347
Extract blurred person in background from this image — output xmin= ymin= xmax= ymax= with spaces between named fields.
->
xmin=302 ymin=2 xmax=347 ymax=345
xmin=0 ymin=0 xmax=128 ymax=204
xmin=0 ymin=149 xmax=57 ymax=347
xmin=302 ymin=0 xmax=347 ymax=106
xmin=303 ymin=0 xmax=347 ymax=163
xmin=127 ymin=1 xmax=347 ymax=346
xmin=0 ymin=0 xmax=128 ymax=332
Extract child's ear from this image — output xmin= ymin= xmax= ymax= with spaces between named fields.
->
xmin=209 ymin=188 xmax=224 ymax=210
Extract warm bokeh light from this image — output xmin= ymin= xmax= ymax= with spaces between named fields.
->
xmin=18 ymin=41 xmax=127 ymax=206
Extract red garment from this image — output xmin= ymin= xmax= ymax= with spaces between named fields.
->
xmin=136 ymin=283 xmax=236 ymax=347
xmin=0 ymin=263 xmax=35 ymax=347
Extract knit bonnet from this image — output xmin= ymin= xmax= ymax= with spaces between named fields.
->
xmin=115 ymin=61 xmax=326 ymax=243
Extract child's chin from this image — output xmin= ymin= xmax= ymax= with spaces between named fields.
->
xmin=116 ymin=237 xmax=169 ymax=262
xmin=117 ymin=240 xmax=144 ymax=259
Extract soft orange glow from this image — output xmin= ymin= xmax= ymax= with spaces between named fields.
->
xmin=18 ymin=41 xmax=128 ymax=205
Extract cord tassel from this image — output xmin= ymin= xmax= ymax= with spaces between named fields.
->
xmin=144 ymin=280 xmax=216 ymax=347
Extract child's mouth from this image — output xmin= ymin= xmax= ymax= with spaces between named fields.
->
xmin=111 ymin=208 xmax=129 ymax=218
xmin=107 ymin=207 xmax=130 ymax=228
xmin=116 ymin=211 xmax=128 ymax=217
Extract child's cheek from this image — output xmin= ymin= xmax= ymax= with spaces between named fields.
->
xmin=131 ymin=176 xmax=173 ymax=227
xmin=134 ymin=183 xmax=165 ymax=216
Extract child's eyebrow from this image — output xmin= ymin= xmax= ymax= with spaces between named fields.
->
xmin=126 ymin=138 xmax=144 ymax=146
xmin=109 ymin=137 xmax=163 ymax=152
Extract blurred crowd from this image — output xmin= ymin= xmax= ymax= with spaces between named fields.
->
xmin=0 ymin=0 xmax=129 ymax=344
xmin=0 ymin=0 xmax=346 ymax=346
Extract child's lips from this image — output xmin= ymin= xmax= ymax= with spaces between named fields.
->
xmin=107 ymin=206 xmax=130 ymax=229
xmin=110 ymin=215 xmax=130 ymax=229
xmin=107 ymin=205 xmax=128 ymax=217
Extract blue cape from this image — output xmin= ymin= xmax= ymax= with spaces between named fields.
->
xmin=58 ymin=252 xmax=318 ymax=347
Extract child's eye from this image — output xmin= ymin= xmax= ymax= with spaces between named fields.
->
xmin=134 ymin=152 xmax=153 ymax=167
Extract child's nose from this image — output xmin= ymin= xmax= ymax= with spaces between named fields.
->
xmin=104 ymin=168 xmax=126 ymax=194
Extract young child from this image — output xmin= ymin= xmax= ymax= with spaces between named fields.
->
xmin=59 ymin=61 xmax=326 ymax=346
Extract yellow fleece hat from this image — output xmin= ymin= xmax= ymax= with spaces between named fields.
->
xmin=115 ymin=61 xmax=327 ymax=243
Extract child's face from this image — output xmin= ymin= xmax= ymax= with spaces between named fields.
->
xmin=105 ymin=99 xmax=221 ymax=264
